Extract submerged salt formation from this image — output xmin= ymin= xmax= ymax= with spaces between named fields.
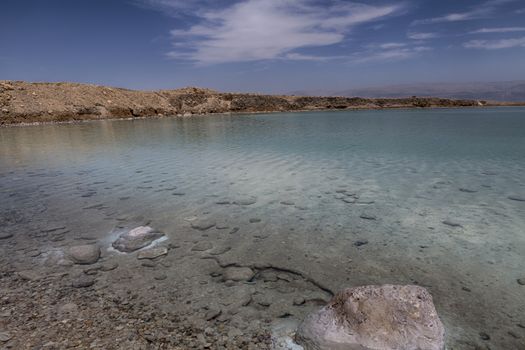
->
xmin=296 ymin=285 xmax=445 ymax=350
xmin=112 ymin=226 xmax=165 ymax=253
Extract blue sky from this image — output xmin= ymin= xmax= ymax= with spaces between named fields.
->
xmin=1 ymin=0 xmax=524 ymax=93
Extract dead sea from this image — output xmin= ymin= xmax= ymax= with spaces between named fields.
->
xmin=1 ymin=108 xmax=524 ymax=349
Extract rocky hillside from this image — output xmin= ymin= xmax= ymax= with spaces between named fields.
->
xmin=0 ymin=80 xmax=501 ymax=125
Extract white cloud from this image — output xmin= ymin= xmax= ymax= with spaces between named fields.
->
xmin=350 ymin=45 xmax=431 ymax=64
xmin=412 ymin=0 xmax=516 ymax=25
xmin=407 ymin=32 xmax=439 ymax=40
xmin=463 ymin=36 xmax=525 ymax=49
xmin=469 ymin=27 xmax=525 ymax=34
xmin=164 ymin=0 xmax=402 ymax=64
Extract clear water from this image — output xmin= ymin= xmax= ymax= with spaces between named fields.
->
xmin=1 ymin=107 xmax=525 ymax=348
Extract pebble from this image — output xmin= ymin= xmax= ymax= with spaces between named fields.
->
xmin=0 ymin=232 xmax=13 ymax=240
xmin=517 ymin=278 xmax=525 ymax=286
xmin=68 ymin=244 xmax=101 ymax=265
xmin=205 ymin=308 xmax=222 ymax=321
xmin=508 ymin=195 xmax=525 ymax=202
xmin=249 ymin=218 xmax=261 ymax=223
xmin=72 ymin=275 xmax=95 ymax=288
xmin=293 ymin=297 xmax=306 ymax=306
xmin=222 ymin=267 xmax=255 ymax=282
xmin=459 ymin=188 xmax=477 ymax=193
xmin=360 ymin=214 xmax=376 ymax=220
xmin=191 ymin=241 xmax=213 ymax=251
xmin=354 ymin=240 xmax=369 ymax=247
xmin=191 ymin=219 xmax=216 ymax=231
xmin=137 ymin=247 xmax=168 ymax=260
xmin=17 ymin=270 xmax=42 ymax=281
xmin=100 ymin=261 xmax=119 ymax=271
xmin=0 ymin=332 xmax=12 ymax=342
xmin=280 ymin=200 xmax=295 ymax=206
xmin=479 ymin=332 xmax=490 ymax=341
xmin=233 ymin=198 xmax=257 ymax=205
xmin=154 ymin=274 xmax=167 ymax=281
xmin=442 ymin=220 xmax=462 ymax=228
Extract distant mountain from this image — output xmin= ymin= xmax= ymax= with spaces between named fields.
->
xmin=290 ymin=81 xmax=525 ymax=102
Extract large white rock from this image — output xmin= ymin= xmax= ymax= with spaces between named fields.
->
xmin=295 ymin=285 xmax=445 ymax=350
xmin=112 ymin=226 xmax=164 ymax=253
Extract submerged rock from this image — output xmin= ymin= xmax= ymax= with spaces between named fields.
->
xmin=222 ymin=267 xmax=255 ymax=282
xmin=191 ymin=219 xmax=216 ymax=231
xmin=72 ymin=275 xmax=96 ymax=288
xmin=137 ymin=247 xmax=168 ymax=260
xmin=112 ymin=226 xmax=164 ymax=253
xmin=508 ymin=195 xmax=525 ymax=202
xmin=442 ymin=220 xmax=462 ymax=228
xmin=0 ymin=232 xmax=13 ymax=240
xmin=296 ymin=284 xmax=445 ymax=350
xmin=68 ymin=244 xmax=101 ymax=265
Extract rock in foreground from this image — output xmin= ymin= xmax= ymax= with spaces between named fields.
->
xmin=68 ymin=244 xmax=101 ymax=265
xmin=112 ymin=226 xmax=164 ymax=253
xmin=296 ymin=284 xmax=445 ymax=350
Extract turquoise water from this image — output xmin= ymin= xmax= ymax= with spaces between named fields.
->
xmin=1 ymin=107 xmax=525 ymax=348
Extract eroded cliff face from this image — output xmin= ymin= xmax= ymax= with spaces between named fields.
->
xmin=0 ymin=80 xmax=489 ymax=125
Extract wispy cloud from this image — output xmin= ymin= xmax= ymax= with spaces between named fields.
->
xmin=464 ymin=36 xmax=525 ymax=49
xmin=161 ymin=0 xmax=402 ymax=64
xmin=469 ymin=27 xmax=525 ymax=34
xmin=350 ymin=45 xmax=431 ymax=64
xmin=407 ymin=32 xmax=439 ymax=40
xmin=412 ymin=0 xmax=515 ymax=25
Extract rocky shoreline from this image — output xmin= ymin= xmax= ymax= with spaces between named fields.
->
xmin=1 ymin=80 xmax=520 ymax=126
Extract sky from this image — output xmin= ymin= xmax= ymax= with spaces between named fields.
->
xmin=1 ymin=0 xmax=524 ymax=93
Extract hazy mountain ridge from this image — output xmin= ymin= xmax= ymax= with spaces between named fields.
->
xmin=291 ymin=81 xmax=525 ymax=102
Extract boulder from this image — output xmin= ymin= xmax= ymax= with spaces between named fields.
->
xmin=296 ymin=285 xmax=445 ymax=350
xmin=68 ymin=244 xmax=100 ymax=265
xmin=112 ymin=226 xmax=164 ymax=253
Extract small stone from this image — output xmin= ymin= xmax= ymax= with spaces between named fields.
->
xmin=192 ymin=241 xmax=213 ymax=251
xmin=100 ymin=261 xmax=119 ymax=271
xmin=517 ymin=278 xmax=525 ymax=286
xmin=68 ymin=244 xmax=101 ymax=265
xmin=280 ymin=200 xmax=295 ymax=206
xmin=354 ymin=240 xmax=369 ymax=247
xmin=479 ymin=332 xmax=490 ymax=341
xmin=508 ymin=195 xmax=525 ymax=202
xmin=215 ymin=200 xmax=230 ymax=205
xmin=72 ymin=275 xmax=95 ymax=288
xmin=17 ymin=270 xmax=41 ymax=281
xmin=360 ymin=214 xmax=376 ymax=220
xmin=154 ymin=274 xmax=167 ymax=281
xmin=191 ymin=219 xmax=216 ymax=231
xmin=442 ymin=220 xmax=462 ymax=227
xmin=0 ymin=332 xmax=12 ymax=342
xmin=459 ymin=188 xmax=477 ymax=193
xmin=216 ymin=223 xmax=230 ymax=229
xmin=249 ymin=218 xmax=261 ymax=223
xmin=0 ymin=232 xmax=13 ymax=240
xmin=233 ymin=198 xmax=257 ymax=205
xmin=205 ymin=308 xmax=222 ymax=321
xmin=293 ymin=297 xmax=306 ymax=306
xmin=223 ymin=267 xmax=255 ymax=282
xmin=137 ymin=247 xmax=168 ymax=260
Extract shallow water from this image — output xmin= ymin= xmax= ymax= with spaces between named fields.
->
xmin=1 ymin=108 xmax=525 ymax=348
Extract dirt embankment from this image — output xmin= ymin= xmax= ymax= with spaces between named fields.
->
xmin=0 ymin=80 xmax=511 ymax=125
